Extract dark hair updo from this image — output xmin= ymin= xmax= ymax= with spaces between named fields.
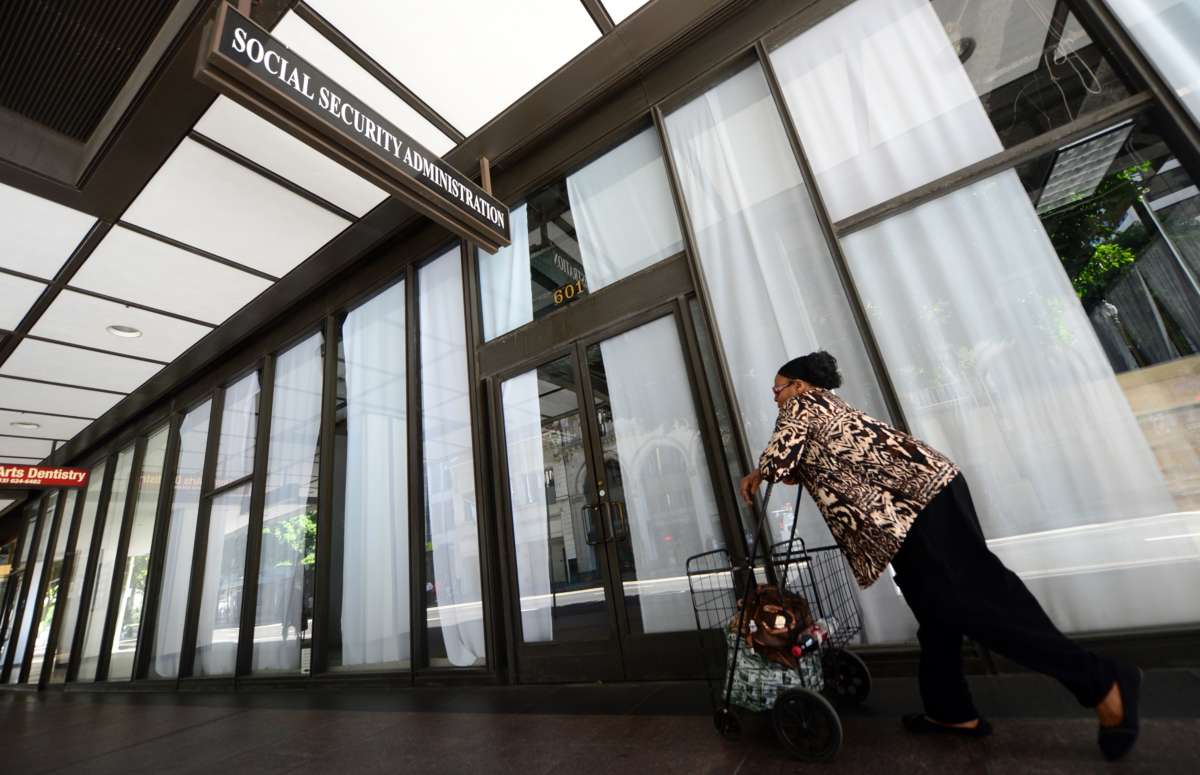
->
xmin=778 ymin=351 xmax=842 ymax=390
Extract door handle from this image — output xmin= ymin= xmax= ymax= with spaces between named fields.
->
xmin=582 ymin=504 xmax=604 ymax=545
xmin=607 ymin=501 xmax=630 ymax=542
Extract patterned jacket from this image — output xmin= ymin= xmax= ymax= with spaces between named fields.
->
xmin=758 ymin=389 xmax=958 ymax=588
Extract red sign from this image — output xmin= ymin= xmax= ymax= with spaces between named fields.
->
xmin=0 ymin=465 xmax=89 ymax=488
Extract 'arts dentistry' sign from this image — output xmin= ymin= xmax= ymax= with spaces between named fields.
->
xmin=196 ymin=4 xmax=510 ymax=252
xmin=0 ymin=466 xmax=89 ymax=488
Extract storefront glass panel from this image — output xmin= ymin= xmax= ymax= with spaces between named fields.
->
xmin=108 ymin=426 xmax=169 ymax=681
xmin=149 ymin=401 xmax=211 ymax=679
xmin=769 ymin=0 xmax=1133 ymax=220
xmin=77 ymin=447 xmax=135 ymax=682
xmin=665 ymin=62 xmax=919 ymax=643
xmin=194 ymin=373 xmax=259 ymax=677
xmin=253 ymin=334 xmax=322 ymax=674
xmin=49 ymin=462 xmax=105 ymax=684
xmin=8 ymin=495 xmax=52 ymax=683
xmin=28 ymin=491 xmax=77 ymax=683
xmin=478 ymin=127 xmax=683 ymax=339
xmin=420 ymin=248 xmax=486 ymax=668
xmin=0 ymin=509 xmax=37 ymax=671
xmin=194 ymin=484 xmax=250 ymax=676
xmin=1105 ymin=0 xmax=1200 ymax=125
xmin=839 ymin=115 xmax=1200 ymax=634
xmin=329 ymin=284 xmax=410 ymax=672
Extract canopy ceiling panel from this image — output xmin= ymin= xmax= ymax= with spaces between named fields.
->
xmin=0 ymin=436 xmax=53 ymax=460
xmin=0 ymin=339 xmax=159 ymax=394
xmin=31 ymin=290 xmax=212 ymax=363
xmin=305 ymin=0 xmax=601 ymax=134
xmin=602 ymin=0 xmax=651 ymax=24
xmin=0 ymin=183 xmax=95 ymax=280
xmin=0 ymin=377 xmax=123 ymax=420
xmin=271 ymin=12 xmax=456 ymax=156
xmin=70 ymin=226 xmax=273 ymax=326
xmin=0 ymin=409 xmax=90 ymax=441
xmin=121 ymin=138 xmax=351 ymax=278
xmin=194 ymin=97 xmax=389 ymax=217
xmin=0 ymin=274 xmax=45 ymax=331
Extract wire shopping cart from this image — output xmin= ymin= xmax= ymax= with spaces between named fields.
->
xmin=686 ymin=485 xmax=871 ymax=762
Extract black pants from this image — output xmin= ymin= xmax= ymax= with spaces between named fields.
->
xmin=890 ymin=474 xmax=1117 ymax=723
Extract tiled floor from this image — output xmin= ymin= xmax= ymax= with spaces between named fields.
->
xmin=2 ymin=670 xmax=1198 ymax=773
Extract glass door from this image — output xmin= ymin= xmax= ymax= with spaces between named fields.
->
xmin=495 ymin=307 xmax=735 ymax=681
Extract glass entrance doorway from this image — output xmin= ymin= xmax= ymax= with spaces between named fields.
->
xmin=495 ymin=309 xmax=735 ymax=682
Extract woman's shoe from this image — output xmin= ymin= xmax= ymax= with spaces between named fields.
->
xmin=902 ymin=713 xmax=993 ymax=737
xmin=1098 ymin=665 xmax=1142 ymax=761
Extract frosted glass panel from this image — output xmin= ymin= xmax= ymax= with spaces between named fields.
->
xmin=149 ymin=402 xmax=211 ymax=679
xmin=78 ymin=447 xmax=136 ymax=682
xmin=420 ymin=249 xmax=485 ymax=667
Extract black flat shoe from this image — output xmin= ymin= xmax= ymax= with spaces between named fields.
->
xmin=1098 ymin=665 xmax=1142 ymax=761
xmin=902 ymin=713 xmax=993 ymax=737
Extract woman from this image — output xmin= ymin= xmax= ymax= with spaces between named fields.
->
xmin=739 ymin=351 xmax=1140 ymax=761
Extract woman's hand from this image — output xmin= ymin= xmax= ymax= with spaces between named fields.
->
xmin=739 ymin=470 xmax=764 ymax=504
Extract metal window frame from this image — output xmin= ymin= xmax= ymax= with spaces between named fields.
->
xmin=0 ymin=497 xmax=48 ymax=683
xmin=35 ymin=482 xmax=87 ymax=687
xmin=15 ymin=489 xmax=69 ymax=684
xmin=65 ymin=455 xmax=117 ymax=684
xmin=132 ymin=412 xmax=184 ymax=681
xmin=93 ymin=435 xmax=148 ymax=683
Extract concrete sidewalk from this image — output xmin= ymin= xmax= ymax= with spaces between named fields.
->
xmin=2 ymin=669 xmax=1198 ymax=773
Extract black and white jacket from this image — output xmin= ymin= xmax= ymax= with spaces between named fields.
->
xmin=758 ymin=389 xmax=959 ymax=587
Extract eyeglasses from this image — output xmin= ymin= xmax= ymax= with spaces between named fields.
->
xmin=772 ymin=381 xmax=794 ymax=396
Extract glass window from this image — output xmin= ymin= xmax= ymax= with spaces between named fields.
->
xmin=148 ymin=401 xmax=211 ymax=679
xmin=194 ymin=484 xmax=250 ymax=677
xmin=8 ymin=495 xmax=53 ymax=683
xmin=478 ymin=128 xmax=684 ymax=339
xmin=769 ymin=0 xmax=1133 ymax=220
xmin=329 ymin=282 xmax=409 ymax=672
xmin=1105 ymin=0 xmax=1200 ymax=126
xmin=28 ymin=490 xmax=77 ymax=683
xmin=252 ymin=334 xmax=322 ymax=674
xmin=107 ymin=426 xmax=170 ymax=681
xmin=839 ymin=112 xmax=1200 ymax=635
xmin=77 ymin=447 xmax=136 ymax=682
xmin=49 ymin=461 xmax=105 ymax=684
xmin=420 ymin=248 xmax=485 ymax=668
xmin=194 ymin=372 xmax=259 ymax=677
xmin=0 ymin=509 xmax=38 ymax=670
xmin=665 ymin=62 xmax=919 ymax=643
xmin=214 ymin=374 xmax=259 ymax=488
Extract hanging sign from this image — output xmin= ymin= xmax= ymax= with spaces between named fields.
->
xmin=195 ymin=4 xmax=511 ymax=252
xmin=0 ymin=465 xmax=89 ymax=489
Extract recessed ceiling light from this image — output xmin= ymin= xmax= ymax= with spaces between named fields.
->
xmin=107 ymin=324 xmax=143 ymax=338
xmin=10 ymin=421 xmax=41 ymax=431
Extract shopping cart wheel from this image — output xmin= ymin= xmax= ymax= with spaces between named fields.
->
xmin=824 ymin=649 xmax=872 ymax=707
xmin=713 ymin=707 xmax=741 ymax=739
xmin=772 ymin=688 xmax=843 ymax=762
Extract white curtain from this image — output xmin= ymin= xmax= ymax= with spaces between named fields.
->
xmin=598 ymin=316 xmax=724 ymax=633
xmin=339 ymin=282 xmax=411 ymax=668
xmin=567 ymin=127 xmax=684 ymax=290
xmin=500 ymin=370 xmax=553 ymax=642
xmin=9 ymin=493 xmax=54 ymax=681
xmin=253 ymin=334 xmax=324 ymax=672
xmin=77 ymin=447 xmax=135 ymax=681
xmin=213 ymin=373 xmax=260 ymax=486
xmin=479 ymin=204 xmax=532 ymax=340
xmin=663 ymin=63 xmax=915 ymax=642
xmin=769 ymin=0 xmax=1002 ymax=221
xmin=1105 ymin=0 xmax=1200 ymax=126
xmin=841 ymin=170 xmax=1188 ymax=632
xmin=195 ymin=485 xmax=250 ymax=677
xmin=52 ymin=461 xmax=105 ymax=682
xmin=420 ymin=249 xmax=486 ymax=667
xmin=152 ymin=401 xmax=211 ymax=679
